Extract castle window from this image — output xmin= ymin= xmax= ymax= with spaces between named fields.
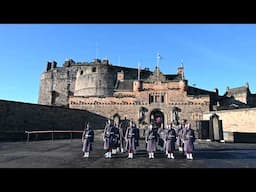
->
xmin=80 ymin=70 xmax=83 ymax=75
xmin=99 ymin=80 xmax=101 ymax=87
xmin=92 ymin=67 xmax=96 ymax=72
xmin=149 ymin=95 xmax=154 ymax=104
xmin=161 ymin=95 xmax=164 ymax=103
xmin=149 ymin=93 xmax=166 ymax=104
xmin=51 ymin=91 xmax=58 ymax=105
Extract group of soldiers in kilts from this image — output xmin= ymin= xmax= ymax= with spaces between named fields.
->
xmin=81 ymin=119 xmax=196 ymax=160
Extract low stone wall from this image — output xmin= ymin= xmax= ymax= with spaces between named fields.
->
xmin=204 ymin=108 xmax=256 ymax=142
xmin=203 ymin=108 xmax=256 ymax=133
xmin=0 ymin=99 xmax=107 ymax=141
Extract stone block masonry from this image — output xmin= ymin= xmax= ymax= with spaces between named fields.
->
xmin=203 ymin=108 xmax=256 ymax=133
xmin=0 ymin=99 xmax=107 ymax=141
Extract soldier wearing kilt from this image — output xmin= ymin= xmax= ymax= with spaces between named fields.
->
xmin=145 ymin=124 xmax=158 ymax=159
xmin=103 ymin=119 xmax=116 ymax=159
xmin=165 ymin=123 xmax=176 ymax=159
xmin=82 ymin=122 xmax=94 ymax=158
xmin=112 ymin=123 xmax=120 ymax=154
xmin=125 ymin=121 xmax=139 ymax=159
xmin=177 ymin=119 xmax=188 ymax=152
xmin=183 ymin=123 xmax=196 ymax=160
xmin=157 ymin=126 xmax=167 ymax=153
xmin=134 ymin=123 xmax=140 ymax=154
xmin=118 ymin=122 xmax=127 ymax=153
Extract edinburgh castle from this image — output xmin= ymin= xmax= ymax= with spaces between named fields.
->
xmin=38 ymin=57 xmax=256 ymax=131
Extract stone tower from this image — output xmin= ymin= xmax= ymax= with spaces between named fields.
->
xmin=74 ymin=59 xmax=114 ymax=97
xmin=38 ymin=59 xmax=77 ymax=106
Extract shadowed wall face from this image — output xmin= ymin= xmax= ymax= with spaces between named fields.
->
xmin=0 ymin=100 xmax=107 ymax=141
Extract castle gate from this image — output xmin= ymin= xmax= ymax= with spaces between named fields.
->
xmin=149 ymin=109 xmax=165 ymax=128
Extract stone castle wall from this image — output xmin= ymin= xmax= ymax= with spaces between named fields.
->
xmin=38 ymin=60 xmax=152 ymax=106
xmin=69 ymin=94 xmax=210 ymax=128
xmin=203 ymin=108 xmax=256 ymax=133
xmin=38 ymin=66 xmax=78 ymax=106
xmin=0 ymin=99 xmax=107 ymax=141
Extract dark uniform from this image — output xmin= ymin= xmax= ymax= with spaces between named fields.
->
xmin=145 ymin=125 xmax=158 ymax=159
xmin=82 ymin=123 xmax=94 ymax=158
xmin=165 ymin=124 xmax=176 ymax=159
xmin=134 ymin=125 xmax=140 ymax=151
xmin=183 ymin=123 xmax=195 ymax=160
xmin=112 ymin=124 xmax=120 ymax=154
xmin=177 ymin=124 xmax=185 ymax=152
xmin=157 ymin=127 xmax=167 ymax=152
xmin=103 ymin=120 xmax=116 ymax=158
xmin=125 ymin=122 xmax=139 ymax=159
xmin=118 ymin=122 xmax=127 ymax=153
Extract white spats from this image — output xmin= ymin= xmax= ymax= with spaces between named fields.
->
xmin=186 ymin=153 xmax=193 ymax=160
xmin=148 ymin=152 xmax=154 ymax=159
xmin=112 ymin=149 xmax=117 ymax=154
xmin=167 ymin=153 xmax=175 ymax=159
xmin=104 ymin=152 xmax=112 ymax=158
xmin=128 ymin=153 xmax=133 ymax=159
xmin=83 ymin=152 xmax=89 ymax=158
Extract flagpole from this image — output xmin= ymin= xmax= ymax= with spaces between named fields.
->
xmin=157 ymin=53 xmax=161 ymax=68
xmin=138 ymin=62 xmax=141 ymax=81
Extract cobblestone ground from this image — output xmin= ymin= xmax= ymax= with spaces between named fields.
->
xmin=1 ymin=139 xmax=256 ymax=168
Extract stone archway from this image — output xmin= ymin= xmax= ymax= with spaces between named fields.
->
xmin=149 ymin=109 xmax=165 ymax=128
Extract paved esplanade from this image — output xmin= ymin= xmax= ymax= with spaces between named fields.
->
xmin=0 ymin=139 xmax=256 ymax=168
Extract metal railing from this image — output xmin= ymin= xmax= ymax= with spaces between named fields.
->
xmin=25 ymin=130 xmax=84 ymax=142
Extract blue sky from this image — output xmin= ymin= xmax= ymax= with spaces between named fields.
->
xmin=0 ymin=24 xmax=256 ymax=104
